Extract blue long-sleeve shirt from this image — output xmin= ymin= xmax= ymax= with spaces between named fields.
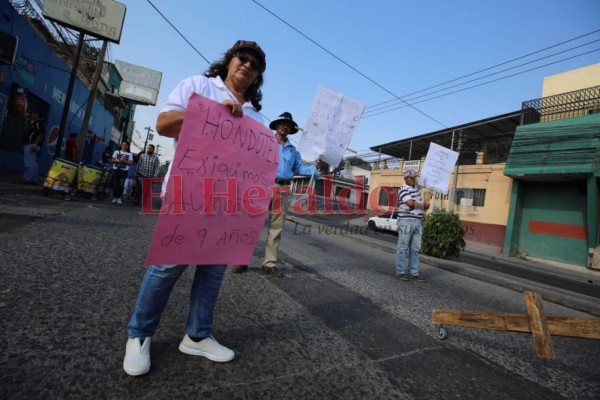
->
xmin=276 ymin=140 xmax=321 ymax=180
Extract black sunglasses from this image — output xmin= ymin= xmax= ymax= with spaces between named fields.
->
xmin=234 ymin=52 xmax=262 ymax=72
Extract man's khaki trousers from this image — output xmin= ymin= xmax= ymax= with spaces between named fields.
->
xmin=262 ymin=188 xmax=291 ymax=268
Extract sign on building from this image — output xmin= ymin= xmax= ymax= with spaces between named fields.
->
xmin=114 ymin=60 xmax=162 ymax=90
xmin=119 ymin=81 xmax=159 ymax=105
xmin=110 ymin=126 xmax=121 ymax=144
xmin=115 ymin=60 xmax=162 ymax=106
xmin=42 ymin=0 xmax=126 ymax=44
xmin=402 ymin=160 xmax=421 ymax=171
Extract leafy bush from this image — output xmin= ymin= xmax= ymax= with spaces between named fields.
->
xmin=422 ymin=210 xmax=465 ymax=259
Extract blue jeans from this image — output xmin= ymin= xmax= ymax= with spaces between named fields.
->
xmin=395 ymin=219 xmax=423 ymax=276
xmin=23 ymin=144 xmax=38 ymax=183
xmin=127 ymin=264 xmax=226 ymax=339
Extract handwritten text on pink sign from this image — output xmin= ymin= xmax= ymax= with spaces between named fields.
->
xmin=145 ymin=94 xmax=279 ymax=265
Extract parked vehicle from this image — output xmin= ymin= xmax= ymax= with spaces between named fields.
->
xmin=367 ymin=210 xmax=398 ymax=233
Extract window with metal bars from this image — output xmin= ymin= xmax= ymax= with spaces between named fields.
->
xmin=454 ymin=188 xmax=486 ymax=207
xmin=377 ymin=186 xmax=400 ymax=207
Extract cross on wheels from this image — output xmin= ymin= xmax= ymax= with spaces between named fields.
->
xmin=432 ymin=291 xmax=600 ymax=359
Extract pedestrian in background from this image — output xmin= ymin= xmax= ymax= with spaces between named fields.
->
xmin=123 ymin=153 xmax=139 ymax=200
xmin=133 ymin=144 xmax=160 ymax=206
xmin=23 ymin=111 xmax=45 ymax=184
xmin=232 ymin=112 xmax=321 ymax=277
xmin=158 ymin=160 xmax=170 ymax=178
xmin=65 ymin=132 xmax=78 ymax=163
xmin=123 ymin=40 xmax=267 ymax=376
xmin=395 ymin=170 xmax=429 ymax=282
xmin=111 ymin=141 xmax=133 ymax=205
xmin=101 ymin=149 xmax=112 ymax=170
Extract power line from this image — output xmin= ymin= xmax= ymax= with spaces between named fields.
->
xmin=146 ymin=0 xmax=211 ymax=65
xmin=143 ymin=0 xmax=598 ymax=155
xmin=362 ymin=47 xmax=600 ymax=119
xmin=144 ymin=0 xmax=599 ymax=132
xmin=365 ymin=29 xmax=600 ymax=111
xmin=363 ymin=38 xmax=600 ymax=117
xmin=251 ymin=0 xmax=447 ymax=128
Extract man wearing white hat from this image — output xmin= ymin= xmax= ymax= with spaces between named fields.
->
xmin=232 ymin=112 xmax=321 ymax=277
xmin=396 ymin=169 xmax=429 ymax=281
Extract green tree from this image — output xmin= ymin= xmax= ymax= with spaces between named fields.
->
xmin=346 ymin=157 xmax=371 ymax=169
xmin=422 ymin=210 xmax=465 ymax=259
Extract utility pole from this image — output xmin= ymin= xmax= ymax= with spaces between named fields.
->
xmin=54 ymin=32 xmax=85 ymax=160
xmin=451 ymin=130 xmax=464 ymax=212
xmin=77 ymin=40 xmax=108 ymax=162
xmin=143 ymin=126 xmax=154 ymax=153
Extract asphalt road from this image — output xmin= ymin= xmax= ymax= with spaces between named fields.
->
xmin=1 ymin=192 xmax=599 ymax=399
xmin=297 ymin=213 xmax=600 ymax=301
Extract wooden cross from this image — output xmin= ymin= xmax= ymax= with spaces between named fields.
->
xmin=432 ymin=291 xmax=600 ymax=359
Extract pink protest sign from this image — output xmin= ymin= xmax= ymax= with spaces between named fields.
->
xmin=145 ymin=94 xmax=279 ymax=265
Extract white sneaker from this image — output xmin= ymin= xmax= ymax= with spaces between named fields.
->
xmin=116 ymin=198 xmax=123 ymax=205
xmin=123 ymin=337 xmax=151 ymax=376
xmin=178 ymin=335 xmax=234 ymax=362
xmin=112 ymin=197 xmax=118 ymax=203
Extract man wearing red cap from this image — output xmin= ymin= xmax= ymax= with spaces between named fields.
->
xmin=396 ymin=170 xmax=429 ymax=281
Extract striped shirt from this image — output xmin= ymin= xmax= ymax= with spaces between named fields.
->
xmin=397 ymin=183 xmax=424 ymax=220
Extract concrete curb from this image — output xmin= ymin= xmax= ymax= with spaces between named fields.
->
xmin=0 ymin=183 xmax=46 ymax=197
xmin=422 ymin=255 xmax=600 ymax=317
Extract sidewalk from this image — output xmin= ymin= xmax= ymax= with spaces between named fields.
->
xmin=0 ymin=172 xmax=47 ymax=196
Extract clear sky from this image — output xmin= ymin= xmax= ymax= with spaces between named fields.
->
xmin=109 ymin=0 xmax=600 ymax=163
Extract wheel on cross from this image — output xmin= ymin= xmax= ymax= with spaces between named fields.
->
xmin=435 ymin=325 xmax=448 ymax=340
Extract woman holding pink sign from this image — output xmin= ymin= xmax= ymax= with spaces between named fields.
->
xmin=123 ymin=40 xmax=267 ymax=376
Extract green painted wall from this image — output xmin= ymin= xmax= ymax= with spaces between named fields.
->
xmin=518 ymin=181 xmax=588 ymax=266
xmin=589 ymin=176 xmax=600 ymax=251
xmin=503 ymin=180 xmax=523 ymax=256
xmin=505 ymin=113 xmax=600 ymax=177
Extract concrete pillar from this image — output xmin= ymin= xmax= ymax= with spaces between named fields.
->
xmin=476 ymin=150 xmax=485 ymax=165
xmin=503 ymin=179 xmax=524 ymax=257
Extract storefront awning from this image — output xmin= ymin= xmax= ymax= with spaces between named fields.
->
xmin=370 ymin=111 xmax=521 ymax=165
xmin=504 ymin=113 xmax=600 ymax=178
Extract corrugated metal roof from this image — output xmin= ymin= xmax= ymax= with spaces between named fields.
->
xmin=504 ymin=113 xmax=600 ymax=177
xmin=369 ymin=111 xmax=521 ymax=165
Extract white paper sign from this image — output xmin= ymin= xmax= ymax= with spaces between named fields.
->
xmin=420 ymin=142 xmax=459 ymax=195
xmin=297 ymin=86 xmax=365 ymax=166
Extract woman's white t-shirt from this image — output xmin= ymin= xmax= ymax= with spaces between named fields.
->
xmin=111 ymin=150 xmax=133 ymax=171
xmin=159 ymin=75 xmax=265 ymax=189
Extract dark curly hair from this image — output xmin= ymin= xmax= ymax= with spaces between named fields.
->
xmin=204 ymin=49 xmax=264 ymax=112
